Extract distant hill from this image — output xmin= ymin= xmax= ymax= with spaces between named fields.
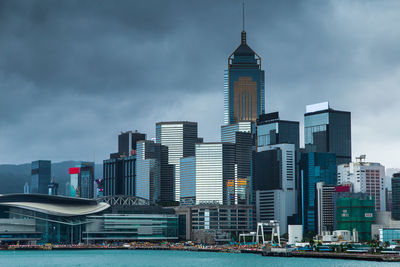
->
xmin=0 ymin=161 xmax=103 ymax=195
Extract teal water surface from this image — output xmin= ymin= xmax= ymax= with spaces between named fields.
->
xmin=0 ymin=250 xmax=399 ymax=267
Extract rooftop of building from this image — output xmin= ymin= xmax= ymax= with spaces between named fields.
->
xmin=0 ymin=194 xmax=109 ymax=217
xmin=155 ymin=121 xmax=197 ymax=126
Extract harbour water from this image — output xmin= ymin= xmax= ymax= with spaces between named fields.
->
xmin=0 ymin=250 xmax=399 ymax=267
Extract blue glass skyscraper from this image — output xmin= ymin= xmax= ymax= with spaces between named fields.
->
xmin=299 ymin=152 xmax=337 ymax=234
xmin=224 ymin=27 xmax=265 ymax=124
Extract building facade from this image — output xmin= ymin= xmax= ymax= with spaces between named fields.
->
xmin=194 ymin=143 xmax=236 ymax=205
xmin=316 ymin=182 xmax=335 ymax=235
xmin=257 ymin=112 xmax=300 ymax=150
xmin=299 ymin=152 xmax=337 ymax=234
xmin=224 ymin=28 xmax=265 ymax=125
xmin=254 ymin=143 xmax=296 ymax=234
xmin=392 ymin=173 xmax=400 ymax=220
xmin=336 ymin=195 xmax=375 ymax=241
xmin=135 ymin=140 xmax=173 ymax=203
xmin=69 ymin=162 xmax=95 ymax=199
xmin=31 ymin=160 xmax=51 ymax=194
xmin=156 ymin=121 xmax=198 ymax=202
xmin=304 ymin=102 xmax=351 ymax=165
xmin=337 ymin=160 xmax=385 ymax=211
xmin=180 ymin=156 xmax=196 ymax=205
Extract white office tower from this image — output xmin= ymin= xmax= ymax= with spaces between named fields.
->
xmin=316 ymin=182 xmax=336 ymax=235
xmin=156 ymin=121 xmax=198 ymax=201
xmin=194 ymin=143 xmax=235 ymax=205
xmin=255 ymin=143 xmax=296 ymax=234
xmin=337 ymin=156 xmax=385 ymax=211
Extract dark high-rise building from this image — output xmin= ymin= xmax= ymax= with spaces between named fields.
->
xmin=392 ymin=173 xmax=400 ymax=220
xmin=118 ymin=131 xmax=146 ymax=157
xmin=103 ymin=130 xmax=146 ymax=197
xmin=103 ymin=156 xmax=135 ymax=197
xmin=299 ymin=152 xmax=337 ymax=234
xmin=257 ymin=112 xmax=300 ymax=150
xmin=31 ymin=160 xmax=51 ymax=194
xmin=224 ymin=23 xmax=265 ymax=125
xmin=304 ymin=102 xmax=351 ymax=165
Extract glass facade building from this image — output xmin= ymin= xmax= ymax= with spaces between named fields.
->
xmin=304 ymin=103 xmax=351 ymax=165
xmin=299 ymin=152 xmax=337 ymax=234
xmin=69 ymin=162 xmax=95 ymax=199
xmin=257 ymin=112 xmax=300 ymax=150
xmin=195 ymin=143 xmax=235 ymax=205
xmin=224 ymin=30 xmax=265 ymax=125
xmin=392 ymin=173 xmax=400 ymax=220
xmin=31 ymin=160 xmax=51 ymax=194
xmin=156 ymin=121 xmax=198 ymax=202
xmin=180 ymin=156 xmax=196 ymax=205
xmin=103 ymin=156 xmax=136 ymax=197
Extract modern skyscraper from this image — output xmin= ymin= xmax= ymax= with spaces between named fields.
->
xmin=48 ymin=179 xmax=59 ymax=196
xmin=304 ymin=102 xmax=351 ymax=165
xmin=31 ymin=160 xmax=51 ymax=194
xmin=69 ymin=162 xmax=95 ymax=198
xmin=118 ymin=131 xmax=146 ymax=157
xmin=299 ymin=152 xmax=337 ymax=234
xmin=194 ymin=143 xmax=235 ymax=205
xmin=221 ymin=121 xmax=254 ymax=205
xmin=337 ymin=158 xmax=385 ymax=211
xmin=156 ymin=121 xmax=198 ymax=202
xmin=254 ymin=143 xmax=296 ymax=234
xmin=391 ymin=173 xmax=400 ymax=220
xmin=224 ymin=20 xmax=265 ymax=125
xmin=180 ymin=156 xmax=196 ymax=205
xmin=316 ymin=182 xmax=335 ymax=235
xmin=103 ymin=130 xmax=146 ymax=197
xmin=257 ymin=112 xmax=300 ymax=150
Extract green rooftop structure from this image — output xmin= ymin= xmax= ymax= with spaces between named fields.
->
xmin=336 ymin=195 xmax=375 ymax=241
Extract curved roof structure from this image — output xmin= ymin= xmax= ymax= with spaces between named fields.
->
xmin=0 ymin=194 xmax=110 ymax=217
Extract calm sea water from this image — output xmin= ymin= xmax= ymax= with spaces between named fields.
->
xmin=0 ymin=250 xmax=399 ymax=267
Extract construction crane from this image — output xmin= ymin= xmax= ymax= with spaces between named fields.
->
xmin=256 ymin=220 xmax=281 ymax=246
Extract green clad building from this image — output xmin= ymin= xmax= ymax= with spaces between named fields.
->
xmin=336 ymin=195 xmax=375 ymax=241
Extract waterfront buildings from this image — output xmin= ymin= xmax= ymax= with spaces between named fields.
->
xmin=336 ymin=194 xmax=375 ymax=241
xmin=48 ymin=179 xmax=59 ymax=196
xmin=254 ymin=143 xmax=296 ymax=234
xmin=135 ymin=140 xmax=173 ymax=203
xmin=103 ymin=131 xmax=146 ymax=197
xmin=304 ymin=102 xmax=351 ymax=165
xmin=299 ymin=152 xmax=337 ymax=234
xmin=257 ymin=112 xmax=300 ymax=150
xmin=0 ymin=194 xmax=109 ymax=244
xmin=31 ymin=160 xmax=51 ymax=194
xmin=224 ymin=26 xmax=265 ymax=125
xmin=337 ymin=159 xmax=385 ymax=211
xmin=180 ymin=156 xmax=196 ymax=205
xmin=392 ymin=173 xmax=400 ymax=220
xmin=194 ymin=143 xmax=236 ymax=205
xmin=316 ymin=182 xmax=335 ymax=235
xmin=69 ymin=162 xmax=95 ymax=199
xmin=156 ymin=121 xmax=198 ymax=202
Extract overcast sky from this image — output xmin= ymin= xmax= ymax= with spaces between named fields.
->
xmin=0 ymin=0 xmax=400 ymax=168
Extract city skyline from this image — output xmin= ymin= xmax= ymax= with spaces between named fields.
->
xmin=1 ymin=0 xmax=400 ymax=168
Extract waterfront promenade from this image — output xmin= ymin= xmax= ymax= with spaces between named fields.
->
xmin=2 ymin=242 xmax=400 ymax=262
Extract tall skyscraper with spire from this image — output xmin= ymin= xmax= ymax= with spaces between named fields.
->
xmin=224 ymin=4 xmax=265 ymax=125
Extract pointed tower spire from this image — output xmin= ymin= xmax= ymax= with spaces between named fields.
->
xmin=241 ymin=1 xmax=246 ymax=44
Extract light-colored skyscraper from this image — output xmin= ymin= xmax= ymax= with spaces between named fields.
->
xmin=337 ymin=157 xmax=385 ymax=211
xmin=156 ymin=121 xmax=198 ymax=202
xmin=194 ymin=143 xmax=235 ymax=205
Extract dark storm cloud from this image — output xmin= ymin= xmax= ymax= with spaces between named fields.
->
xmin=0 ymin=0 xmax=400 ymax=167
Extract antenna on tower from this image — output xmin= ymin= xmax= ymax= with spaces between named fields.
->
xmin=241 ymin=1 xmax=247 ymax=44
xmin=242 ymin=0 xmax=245 ymax=31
